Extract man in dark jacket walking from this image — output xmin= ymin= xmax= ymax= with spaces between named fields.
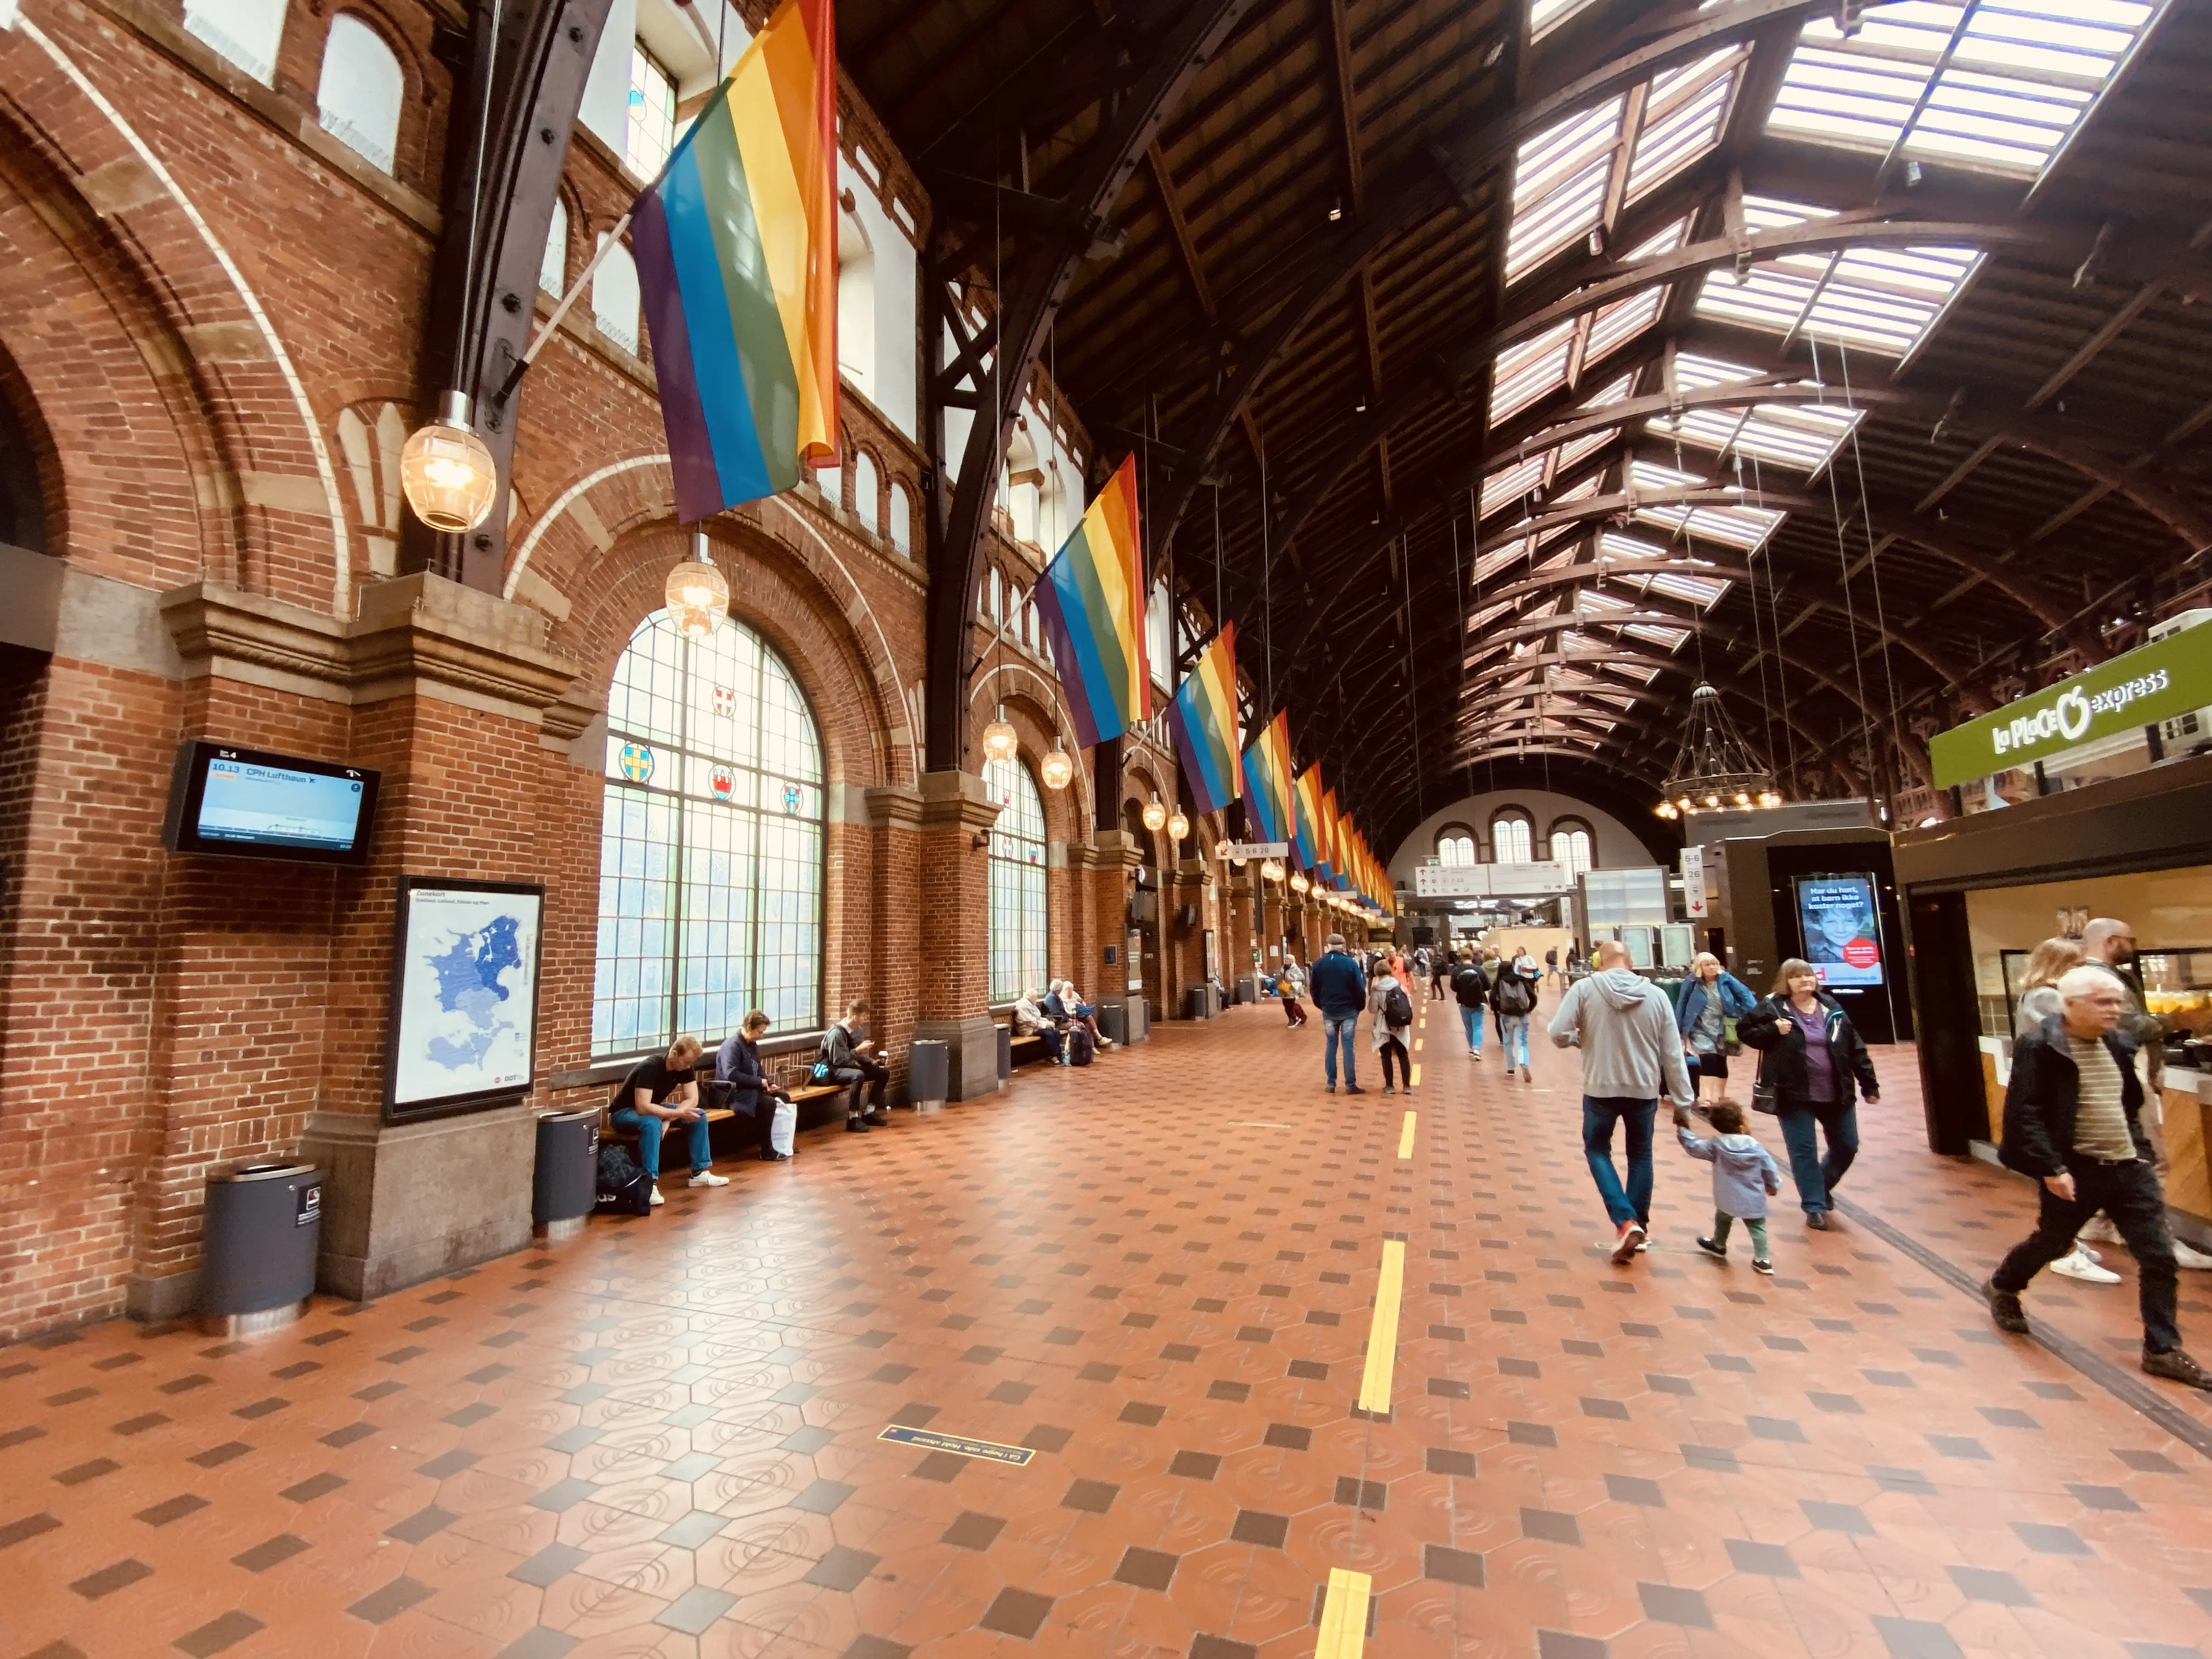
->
xmin=1307 ymin=933 xmax=1368 ymax=1096
xmin=1986 ymin=966 xmax=2212 ymax=1389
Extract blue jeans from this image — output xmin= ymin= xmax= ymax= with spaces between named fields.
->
xmin=1499 ymin=1014 xmax=1530 ymax=1068
xmin=612 ymin=1105 xmax=712 ymax=1179
xmin=1324 ymin=1014 xmax=1359 ymax=1088
xmin=1776 ymin=1102 xmax=1859 ymax=1214
xmin=1583 ymin=1096 xmax=1657 ymax=1228
xmin=1459 ymin=1003 xmax=1486 ymax=1051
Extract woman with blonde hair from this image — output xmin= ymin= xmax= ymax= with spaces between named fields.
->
xmin=1677 ymin=950 xmax=1757 ymax=1107
xmin=2015 ymin=935 xmax=2121 ymax=1285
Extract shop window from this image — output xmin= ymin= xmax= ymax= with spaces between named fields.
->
xmin=853 ymin=451 xmax=879 ymax=537
xmin=1436 ymin=830 xmax=1476 ymax=867
xmin=1551 ymin=822 xmax=1594 ymax=876
xmin=1492 ymin=811 xmax=1534 ymax=864
xmin=540 ymin=197 xmax=569 ymax=296
xmin=592 ymin=608 xmax=824 ymax=1056
xmin=985 ymin=753 xmax=1049 ymax=1002
xmin=592 ymin=234 xmax=640 ymax=354
xmin=625 ymin=43 xmax=679 ymax=180
xmin=183 ymin=0 xmax=286 ymax=82
xmin=317 ymin=15 xmax=404 ymax=173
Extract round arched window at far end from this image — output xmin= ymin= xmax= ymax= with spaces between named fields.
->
xmin=985 ymin=753 xmax=1048 ymax=1002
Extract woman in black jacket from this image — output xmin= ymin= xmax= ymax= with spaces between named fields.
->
xmin=1737 ymin=957 xmax=1880 ymax=1229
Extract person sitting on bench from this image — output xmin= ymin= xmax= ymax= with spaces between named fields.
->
xmin=611 ymin=1036 xmax=726 ymax=1204
xmin=1048 ymin=979 xmax=1112 ymax=1048
xmin=822 ymin=997 xmax=890 ymax=1131
xmin=715 ymin=1010 xmax=793 ymax=1160
xmin=1012 ymin=987 xmax=1066 ymax=1064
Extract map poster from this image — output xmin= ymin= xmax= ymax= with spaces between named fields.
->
xmin=383 ymin=878 xmax=545 ymax=1122
xmin=1794 ymin=873 xmax=1884 ymax=990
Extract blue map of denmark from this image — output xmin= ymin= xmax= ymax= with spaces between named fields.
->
xmin=425 ymin=916 xmax=525 ymax=1071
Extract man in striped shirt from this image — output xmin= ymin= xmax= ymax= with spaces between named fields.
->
xmin=1986 ymin=966 xmax=2211 ymax=1390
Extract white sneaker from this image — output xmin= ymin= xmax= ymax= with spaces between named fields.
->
xmin=2074 ymin=1244 xmax=2104 ymax=1265
xmin=2174 ymin=1239 xmax=2212 ymax=1270
xmin=2079 ymin=1216 xmax=2123 ymax=1244
xmin=689 ymin=1170 xmax=730 ymax=1188
xmin=1521 ymin=1064 xmax=1532 ymax=1081
xmin=2050 ymin=1249 xmax=2120 ymax=1284
xmin=650 ymin=1184 xmax=665 ymax=1207
xmin=1469 ymin=1048 xmax=1481 ymax=1059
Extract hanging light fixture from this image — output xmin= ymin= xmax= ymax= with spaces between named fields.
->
xmin=1142 ymin=794 xmax=1167 ymax=833
xmin=981 ymin=704 xmax=1019 ymax=765
xmin=1260 ymin=858 xmax=1285 ymax=883
xmin=663 ymin=532 xmax=731 ymax=638
xmin=1040 ymin=740 xmax=1074 ymax=792
xmin=1290 ymin=872 xmax=1310 ymax=894
xmin=1658 ymin=685 xmax=1780 ymax=816
xmin=1166 ymin=808 xmax=1190 ymax=843
xmin=399 ymin=392 xmax=499 ymax=532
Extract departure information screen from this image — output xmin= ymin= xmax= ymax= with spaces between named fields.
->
xmin=198 ymin=758 xmax=368 ymax=850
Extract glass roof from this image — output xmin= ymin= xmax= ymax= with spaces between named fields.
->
xmin=1643 ymin=352 xmax=1865 ymax=473
xmin=1767 ymin=0 xmax=2158 ymax=178
xmin=1505 ymin=50 xmax=1743 ymax=282
xmin=1694 ymin=196 xmax=1981 ymax=356
xmin=1628 ymin=458 xmax=1785 ymax=550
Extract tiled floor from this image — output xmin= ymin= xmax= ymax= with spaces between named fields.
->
xmin=6 ymin=989 xmax=2212 ymax=1658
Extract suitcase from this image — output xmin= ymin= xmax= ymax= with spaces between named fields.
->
xmin=1067 ymin=1025 xmax=1095 ymax=1066
xmin=594 ymin=1144 xmax=653 ymax=1215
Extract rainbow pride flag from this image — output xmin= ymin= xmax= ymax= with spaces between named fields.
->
xmin=632 ymin=0 xmax=838 ymax=522
xmin=1292 ymin=765 xmax=1324 ymax=873
xmin=1240 ymin=710 xmax=1295 ymax=846
xmin=1166 ymin=625 xmax=1240 ymax=815
xmin=1322 ymin=788 xmax=1347 ymax=889
xmin=1034 ymin=457 xmax=1150 ymax=747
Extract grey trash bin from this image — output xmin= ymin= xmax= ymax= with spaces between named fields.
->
xmin=997 ymin=1024 xmax=1013 ymax=1081
xmin=1235 ymin=975 xmax=1257 ymax=1005
xmin=533 ymin=1110 xmax=600 ymax=1240
xmin=200 ymin=1162 xmax=321 ymax=1337
xmin=1183 ymin=985 xmax=1213 ymax=1021
xmin=1097 ymin=1004 xmax=1127 ymax=1045
xmin=909 ymin=1039 xmax=949 ymax=1110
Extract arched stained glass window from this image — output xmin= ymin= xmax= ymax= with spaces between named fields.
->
xmin=593 ymin=610 xmax=824 ymax=1056
xmin=985 ymin=753 xmax=1048 ymax=1002
xmin=1492 ymin=811 xmax=1534 ymax=864
xmin=1551 ymin=822 xmax=1594 ymax=877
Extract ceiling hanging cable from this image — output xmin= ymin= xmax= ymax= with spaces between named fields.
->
xmin=1838 ymin=340 xmax=1909 ymax=799
xmin=1746 ymin=449 xmax=1797 ymax=797
xmin=1808 ymin=333 xmax=1881 ymax=811
xmin=1739 ymin=447 xmax=1781 ymax=788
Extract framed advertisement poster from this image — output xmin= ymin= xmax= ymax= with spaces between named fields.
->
xmin=1794 ymin=873 xmax=1885 ymax=989
xmin=383 ymin=877 xmax=545 ymax=1122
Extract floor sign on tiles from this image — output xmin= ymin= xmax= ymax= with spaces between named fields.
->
xmin=3 ymin=988 xmax=2210 ymax=1658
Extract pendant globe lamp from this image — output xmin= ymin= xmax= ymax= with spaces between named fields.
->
xmin=1039 ymin=738 xmax=1075 ymax=791
xmin=981 ymin=706 xmax=1019 ymax=765
xmin=664 ymin=532 xmax=730 ymax=639
xmin=400 ymin=391 xmax=499 ymax=532
xmin=1166 ymin=807 xmax=1190 ymax=843
xmin=1142 ymin=793 xmax=1167 ymax=833
xmin=1657 ymin=684 xmax=1780 ymax=819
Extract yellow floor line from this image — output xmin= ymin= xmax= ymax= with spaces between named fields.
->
xmin=1396 ymin=1110 xmax=1416 ymax=1158
xmin=1410 ymin=1062 xmax=1421 ymax=1087
xmin=1414 ymin=1036 xmax=1424 ymax=1053
xmin=1357 ymin=1238 xmax=1404 ymax=1413
xmin=1314 ymin=1566 xmax=1373 ymax=1658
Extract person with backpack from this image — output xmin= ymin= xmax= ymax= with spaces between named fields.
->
xmin=1545 ymin=944 xmax=1562 ymax=990
xmin=1370 ymin=959 xmax=1415 ymax=1094
xmin=820 ymin=998 xmax=890 ymax=1132
xmin=1307 ymin=932 xmax=1368 ymax=1095
xmin=1491 ymin=950 xmax=1539 ymax=1081
xmin=1278 ymin=955 xmax=1309 ymax=1028
xmin=1451 ymin=949 xmax=1489 ymax=1059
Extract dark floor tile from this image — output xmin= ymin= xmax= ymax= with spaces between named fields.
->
xmin=978 ymin=1586 xmax=1053 ymax=1639
xmin=656 ymin=1587 xmax=737 ymax=1634
xmin=1870 ymin=1616 xmax=1965 ymax=1659
xmin=1114 ymin=1545 xmax=1180 ymax=1591
xmin=70 ymin=1559 xmax=153 ymax=1599
xmin=232 ymin=1534 xmax=309 ymax=1572
xmin=1523 ymin=1508 xmax=1581 ymax=1545
xmin=941 ymin=1511 xmax=1006 ymax=1550
xmin=1725 ymin=1539 xmax=1799 ymax=1578
xmin=1062 ymin=1479 xmax=1118 ymax=1513
xmin=347 ymin=1576 xmax=432 ymax=1623
xmin=1425 ymin=1544 xmax=1485 ymax=1587
xmin=805 ymin=1546 xmax=880 ymax=1592
xmin=1231 ymin=1510 xmax=1288 ymax=1548
xmin=1639 ymin=1583 xmax=1713 ymax=1628
xmin=1948 ymin=1565 xmax=2033 ymax=1606
xmin=1604 ymin=1474 xmax=1664 ymax=1508
xmin=173 ymin=1610 xmax=263 ymax=1656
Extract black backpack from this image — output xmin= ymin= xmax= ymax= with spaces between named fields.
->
xmin=1383 ymin=983 xmax=1413 ymax=1027
xmin=595 ymin=1143 xmax=653 ymax=1216
xmin=1451 ymin=965 xmax=1485 ymax=1005
xmin=1496 ymin=974 xmax=1532 ymax=1015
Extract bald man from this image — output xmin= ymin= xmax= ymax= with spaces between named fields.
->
xmin=1549 ymin=940 xmax=1696 ymax=1263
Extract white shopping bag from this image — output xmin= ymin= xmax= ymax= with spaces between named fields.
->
xmin=769 ymin=1099 xmax=797 ymax=1157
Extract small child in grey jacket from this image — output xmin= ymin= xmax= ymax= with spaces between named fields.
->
xmin=1678 ymin=1101 xmax=1784 ymax=1275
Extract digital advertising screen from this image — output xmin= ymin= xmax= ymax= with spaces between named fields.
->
xmin=1795 ymin=873 xmax=1884 ymax=989
xmin=163 ymin=741 xmax=379 ymax=864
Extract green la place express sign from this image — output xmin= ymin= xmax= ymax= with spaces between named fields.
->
xmin=1929 ymin=622 xmax=2212 ymax=789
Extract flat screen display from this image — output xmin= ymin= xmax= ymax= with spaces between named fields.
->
xmin=163 ymin=741 xmax=379 ymax=864
xmin=1795 ymin=873 xmax=1884 ymax=989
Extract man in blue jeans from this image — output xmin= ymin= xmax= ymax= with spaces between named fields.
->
xmin=1307 ymin=932 xmax=1368 ymax=1096
xmin=610 ymin=1035 xmax=725 ymax=1206
xmin=1547 ymin=941 xmax=1694 ymax=1263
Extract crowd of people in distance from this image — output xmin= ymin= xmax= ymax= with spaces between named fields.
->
xmin=1008 ymin=979 xmax=1116 ymax=1066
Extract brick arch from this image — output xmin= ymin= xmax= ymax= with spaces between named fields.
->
xmin=507 ymin=456 xmax=917 ymax=786
xmin=0 ymin=21 xmax=348 ymax=611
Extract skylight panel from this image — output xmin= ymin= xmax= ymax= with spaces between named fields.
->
xmin=1577 ymin=588 xmax=1637 ymax=615
xmin=1643 ymin=568 xmax=1730 ymax=607
xmin=1530 ymin=0 xmax=1599 ymax=39
xmin=1505 ymin=97 xmax=1625 ymax=282
xmin=1558 ymin=429 xmax=1613 ymax=473
xmin=1585 ymin=286 xmax=1666 ymax=366
xmin=1625 ymin=49 xmax=1741 ymax=201
xmin=1645 ymin=354 xmax=1863 ymax=472
xmin=1629 ymin=458 xmax=1782 ymax=550
xmin=1692 ymin=197 xmax=1980 ymax=357
xmin=1767 ymin=0 xmax=2155 ymax=179
xmin=1490 ymin=318 xmax=1579 ymax=424
xmin=1480 ymin=453 xmax=1548 ymax=518
xmin=1625 ymin=621 xmax=1692 ymax=650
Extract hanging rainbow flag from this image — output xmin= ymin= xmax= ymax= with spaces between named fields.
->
xmin=1321 ymin=788 xmax=1347 ymax=888
xmin=631 ymin=0 xmax=838 ymax=522
xmin=1166 ymin=624 xmax=1240 ymax=815
xmin=1240 ymin=710 xmax=1295 ymax=846
xmin=1292 ymin=765 xmax=1324 ymax=873
xmin=1034 ymin=456 xmax=1149 ymax=747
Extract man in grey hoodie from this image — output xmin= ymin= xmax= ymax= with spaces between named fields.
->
xmin=1548 ymin=941 xmax=1696 ymax=1263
